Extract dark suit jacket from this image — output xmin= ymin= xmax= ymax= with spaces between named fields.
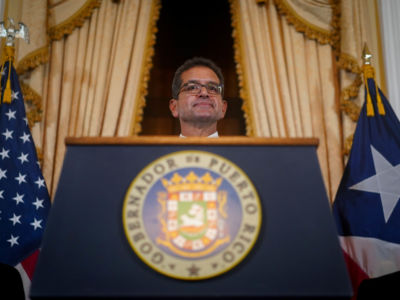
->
xmin=357 ymin=271 xmax=400 ymax=300
xmin=0 ymin=263 xmax=25 ymax=299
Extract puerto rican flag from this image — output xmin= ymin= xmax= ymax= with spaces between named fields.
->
xmin=333 ymin=71 xmax=400 ymax=298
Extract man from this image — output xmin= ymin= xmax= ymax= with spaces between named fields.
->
xmin=169 ymin=57 xmax=227 ymax=137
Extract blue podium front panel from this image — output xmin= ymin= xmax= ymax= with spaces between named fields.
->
xmin=31 ymin=138 xmax=351 ymax=299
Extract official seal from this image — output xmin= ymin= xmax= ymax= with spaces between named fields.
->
xmin=122 ymin=150 xmax=261 ymax=280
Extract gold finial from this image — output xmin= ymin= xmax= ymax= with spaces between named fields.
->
xmin=361 ymin=43 xmax=385 ymax=116
xmin=362 ymin=43 xmax=372 ymax=65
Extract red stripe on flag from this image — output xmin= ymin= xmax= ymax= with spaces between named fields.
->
xmin=21 ymin=250 xmax=39 ymax=280
xmin=342 ymin=250 xmax=369 ymax=300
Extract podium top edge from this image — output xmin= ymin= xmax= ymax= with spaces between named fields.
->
xmin=65 ymin=136 xmax=319 ymax=146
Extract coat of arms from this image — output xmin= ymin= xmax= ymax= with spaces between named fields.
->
xmin=157 ymin=171 xmax=230 ymax=258
xmin=123 ymin=150 xmax=261 ymax=280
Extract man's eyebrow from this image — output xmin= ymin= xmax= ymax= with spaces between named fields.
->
xmin=185 ymin=80 xmax=220 ymax=85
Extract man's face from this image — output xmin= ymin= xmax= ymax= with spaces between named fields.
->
xmin=169 ymin=66 xmax=227 ymax=124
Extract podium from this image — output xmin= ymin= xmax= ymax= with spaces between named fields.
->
xmin=31 ymin=137 xmax=352 ymax=299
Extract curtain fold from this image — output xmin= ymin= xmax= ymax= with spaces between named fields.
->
xmin=16 ymin=0 xmax=48 ymax=75
xmin=338 ymin=0 xmax=384 ymax=155
xmin=13 ymin=0 xmax=161 ymax=196
xmin=9 ymin=0 xmax=383 ymax=201
xmin=231 ymin=0 xmax=341 ymax=199
xmin=231 ymin=0 xmax=382 ymax=201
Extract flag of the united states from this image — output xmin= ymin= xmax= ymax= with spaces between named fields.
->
xmin=0 ymin=57 xmax=51 ymax=297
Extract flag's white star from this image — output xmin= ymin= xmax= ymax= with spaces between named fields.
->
xmin=15 ymin=172 xmax=27 ymax=184
xmin=17 ymin=152 xmax=29 ymax=164
xmin=0 ymin=148 xmax=9 ymax=160
xmin=2 ymin=129 xmax=13 ymax=140
xmin=0 ymin=168 xmax=7 ymax=180
xmin=11 ymin=90 xmax=19 ymax=101
xmin=1 ymin=67 xmax=6 ymax=76
xmin=30 ymin=218 xmax=42 ymax=230
xmin=0 ymin=190 xmax=4 ymax=199
xmin=350 ymin=145 xmax=400 ymax=223
xmin=19 ymin=132 xmax=30 ymax=143
xmin=9 ymin=213 xmax=21 ymax=226
xmin=23 ymin=117 xmax=28 ymax=125
xmin=32 ymin=197 xmax=44 ymax=210
xmin=35 ymin=177 xmax=46 ymax=189
xmin=5 ymin=109 xmax=16 ymax=120
xmin=13 ymin=193 xmax=24 ymax=205
xmin=7 ymin=235 xmax=19 ymax=247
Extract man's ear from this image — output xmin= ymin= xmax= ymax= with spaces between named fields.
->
xmin=221 ymin=99 xmax=228 ymax=118
xmin=169 ymin=99 xmax=179 ymax=118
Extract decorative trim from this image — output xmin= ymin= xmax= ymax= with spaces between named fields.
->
xmin=20 ymin=81 xmax=43 ymax=128
xmin=273 ymin=0 xmax=340 ymax=46
xmin=35 ymin=146 xmax=44 ymax=164
xmin=229 ymin=0 xmax=255 ymax=137
xmin=343 ymin=133 xmax=354 ymax=156
xmin=338 ymin=52 xmax=361 ymax=74
xmin=339 ymin=74 xmax=362 ymax=122
xmin=332 ymin=1 xmax=364 ymax=157
xmin=48 ymin=0 xmax=101 ymax=41
xmin=16 ymin=46 xmax=49 ymax=75
xmin=330 ymin=0 xmax=341 ymax=52
xmin=340 ymin=72 xmax=362 ymax=157
xmin=131 ymin=0 xmax=161 ymax=135
xmin=337 ymin=51 xmax=363 ymax=154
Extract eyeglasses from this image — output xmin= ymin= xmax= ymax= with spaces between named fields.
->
xmin=179 ymin=81 xmax=223 ymax=95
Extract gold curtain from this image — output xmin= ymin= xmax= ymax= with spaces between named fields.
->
xmin=339 ymin=0 xmax=385 ymax=154
xmin=7 ymin=0 xmax=383 ymax=200
xmin=12 ymin=0 xmax=161 ymax=196
xmin=231 ymin=0 xmax=383 ymax=201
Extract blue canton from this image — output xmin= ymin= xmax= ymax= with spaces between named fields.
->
xmin=0 ymin=60 xmax=51 ymax=266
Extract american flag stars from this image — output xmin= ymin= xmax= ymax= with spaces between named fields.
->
xmin=15 ymin=172 xmax=27 ymax=184
xmin=32 ymin=198 xmax=44 ymax=210
xmin=2 ymin=128 xmax=13 ymax=140
xmin=17 ymin=152 xmax=29 ymax=164
xmin=11 ymin=90 xmax=19 ymax=101
xmin=0 ymin=147 xmax=10 ymax=159
xmin=12 ymin=193 xmax=24 ymax=205
xmin=7 ymin=235 xmax=19 ymax=247
xmin=9 ymin=213 xmax=21 ymax=225
xmin=19 ymin=132 xmax=30 ymax=143
xmin=0 ymin=61 xmax=50 ymax=267
xmin=5 ymin=109 xmax=16 ymax=120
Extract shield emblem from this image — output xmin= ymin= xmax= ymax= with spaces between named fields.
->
xmin=167 ymin=191 xmax=218 ymax=251
xmin=158 ymin=171 xmax=230 ymax=258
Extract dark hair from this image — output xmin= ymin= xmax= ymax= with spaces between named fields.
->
xmin=171 ymin=57 xmax=224 ymax=99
